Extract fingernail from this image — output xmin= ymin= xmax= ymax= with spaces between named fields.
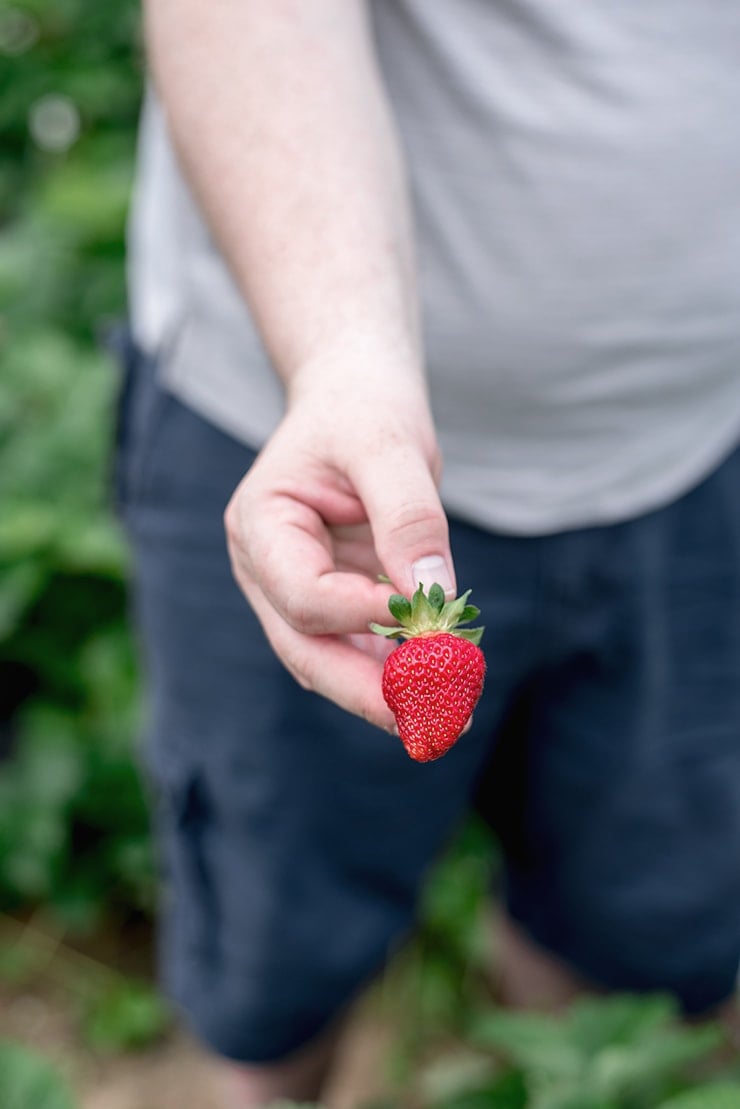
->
xmin=411 ymin=555 xmax=454 ymax=597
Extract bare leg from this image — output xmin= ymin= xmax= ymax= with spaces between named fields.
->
xmin=716 ymin=996 xmax=740 ymax=1051
xmin=496 ymin=906 xmax=740 ymax=1059
xmin=216 ymin=1019 xmax=343 ymax=1109
xmin=493 ymin=908 xmax=592 ymax=1011
xmin=215 ymin=908 xmax=591 ymax=1106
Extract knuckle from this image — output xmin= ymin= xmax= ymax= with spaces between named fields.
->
xmin=386 ymin=500 xmax=446 ymax=541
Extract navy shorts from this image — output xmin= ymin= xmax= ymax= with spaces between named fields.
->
xmin=115 ymin=336 xmax=740 ymax=1062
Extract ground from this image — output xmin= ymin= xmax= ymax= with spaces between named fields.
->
xmin=0 ymin=913 xmax=396 ymax=1109
xmin=0 ymin=979 xmax=393 ymax=1109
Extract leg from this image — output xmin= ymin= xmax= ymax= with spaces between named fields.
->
xmin=493 ymin=908 xmax=591 ymax=1012
xmin=486 ymin=449 xmax=740 ymax=1013
xmin=218 ymin=1022 xmax=341 ymax=1108
xmin=115 ymin=346 xmax=514 ymax=1103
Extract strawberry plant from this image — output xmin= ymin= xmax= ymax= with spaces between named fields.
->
xmin=0 ymin=0 xmax=151 ymax=928
xmin=0 ymin=1041 xmax=76 ymax=1109
xmin=406 ymin=993 xmax=740 ymax=1109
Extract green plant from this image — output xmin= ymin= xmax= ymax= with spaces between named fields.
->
xmin=657 ymin=1086 xmax=740 ymax=1109
xmin=0 ymin=0 xmax=151 ymax=925
xmin=0 ymin=1041 xmax=77 ymax=1109
xmin=381 ymin=818 xmax=499 ymax=1079
xmin=411 ymin=993 xmax=737 ymax=1109
xmin=0 ymin=913 xmax=171 ymax=1052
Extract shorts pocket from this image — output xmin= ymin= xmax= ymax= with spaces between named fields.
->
xmin=152 ymin=761 xmax=219 ymax=974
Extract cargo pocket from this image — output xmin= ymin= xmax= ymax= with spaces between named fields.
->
xmin=151 ymin=760 xmax=219 ymax=979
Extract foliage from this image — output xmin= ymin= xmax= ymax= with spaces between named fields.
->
xmin=0 ymin=913 xmax=171 ymax=1054
xmin=378 ymin=834 xmax=740 ymax=1107
xmin=82 ymin=979 xmax=170 ymax=1053
xmin=379 ymin=832 xmax=740 ymax=1107
xmin=0 ymin=0 xmax=152 ymax=925
xmin=408 ymin=993 xmax=740 ymax=1109
xmin=657 ymin=1088 xmax=740 ymax=1109
xmin=387 ymin=818 xmax=500 ymax=1074
xmin=0 ymin=1041 xmax=76 ymax=1109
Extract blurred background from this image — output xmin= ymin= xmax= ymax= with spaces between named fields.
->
xmin=2 ymin=2 xmax=740 ymax=1107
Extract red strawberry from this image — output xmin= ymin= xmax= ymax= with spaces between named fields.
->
xmin=370 ymin=583 xmax=485 ymax=762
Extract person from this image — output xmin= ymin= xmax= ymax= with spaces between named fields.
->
xmin=120 ymin=1 xmax=740 ymax=1105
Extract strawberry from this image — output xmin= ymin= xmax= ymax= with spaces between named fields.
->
xmin=370 ymin=583 xmax=485 ymax=762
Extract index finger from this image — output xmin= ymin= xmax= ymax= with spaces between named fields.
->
xmin=226 ymin=492 xmax=393 ymax=636
xmin=246 ymin=582 xmax=396 ymax=730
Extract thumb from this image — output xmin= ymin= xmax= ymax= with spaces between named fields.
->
xmin=350 ymin=444 xmax=456 ymax=600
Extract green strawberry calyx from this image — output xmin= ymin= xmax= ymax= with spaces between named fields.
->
xmin=369 ymin=582 xmax=484 ymax=646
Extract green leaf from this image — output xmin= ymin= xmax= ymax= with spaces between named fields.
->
xmin=0 ymin=505 xmax=58 ymax=559
xmin=470 ymin=1010 xmax=583 ymax=1079
xmin=440 ymin=591 xmax=471 ymax=627
xmin=428 ymin=1069 xmax=528 ymax=1109
xmin=82 ymin=981 xmax=170 ymax=1053
xmin=16 ymin=719 xmax=86 ymax=807
xmin=458 ymin=605 xmax=481 ymax=624
xmin=566 ymin=993 xmax=678 ymax=1055
xmin=410 ymin=583 xmax=436 ymax=626
xmin=428 ymin=583 xmax=446 ymax=612
xmin=36 ymin=160 xmax=132 ymax=241
xmin=590 ymin=1025 xmax=721 ymax=1097
xmin=529 ymin=1093 xmax=616 ymax=1109
xmin=418 ymin=1051 xmax=498 ymax=1103
xmin=657 ymin=1086 xmax=740 ymax=1109
xmin=0 ymin=1042 xmax=76 ymax=1109
xmin=369 ymin=622 xmax=405 ymax=639
xmin=456 ymin=628 xmax=484 ymax=645
xmin=388 ymin=594 xmax=412 ymax=623
xmin=0 ymin=560 xmax=47 ymax=638
xmin=0 ymin=803 xmax=68 ymax=900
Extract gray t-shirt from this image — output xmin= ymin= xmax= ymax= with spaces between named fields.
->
xmin=128 ymin=0 xmax=740 ymax=535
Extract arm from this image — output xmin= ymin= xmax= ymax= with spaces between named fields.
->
xmin=144 ymin=0 xmax=455 ymax=727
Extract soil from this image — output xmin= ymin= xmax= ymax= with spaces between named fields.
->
xmin=0 ymin=981 xmax=395 ymax=1109
xmin=4 ymin=993 xmax=392 ymax=1104
xmin=0 ymin=914 xmax=398 ymax=1109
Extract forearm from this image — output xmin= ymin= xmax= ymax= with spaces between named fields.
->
xmin=147 ymin=0 xmax=452 ymax=711
xmin=144 ymin=0 xmax=422 ymax=396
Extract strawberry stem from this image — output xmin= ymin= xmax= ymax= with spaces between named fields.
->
xmin=370 ymin=583 xmax=484 ymax=646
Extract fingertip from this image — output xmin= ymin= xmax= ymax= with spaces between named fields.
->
xmin=410 ymin=554 xmax=456 ymax=597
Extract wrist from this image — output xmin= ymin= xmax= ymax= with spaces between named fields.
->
xmin=284 ymin=332 xmax=424 ymax=407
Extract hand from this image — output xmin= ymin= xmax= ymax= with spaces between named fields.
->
xmin=224 ymin=377 xmax=455 ymax=729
